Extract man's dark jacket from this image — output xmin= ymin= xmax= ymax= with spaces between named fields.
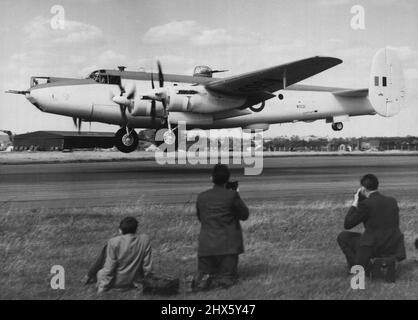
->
xmin=344 ymin=191 xmax=406 ymax=260
xmin=196 ymin=185 xmax=249 ymax=257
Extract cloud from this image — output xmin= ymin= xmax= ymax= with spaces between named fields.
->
xmin=97 ymin=50 xmax=126 ymax=66
xmin=191 ymin=28 xmax=260 ymax=47
xmin=23 ymin=16 xmax=105 ymax=47
xmin=387 ymin=46 xmax=418 ymax=65
xmin=143 ymin=20 xmax=260 ymax=47
xmin=319 ymin=0 xmax=398 ymax=6
xmin=142 ymin=20 xmax=197 ymax=44
xmin=8 ymin=16 xmax=112 ymax=79
xmin=318 ymin=0 xmax=351 ymax=6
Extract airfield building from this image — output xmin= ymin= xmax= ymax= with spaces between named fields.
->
xmin=13 ymin=131 xmax=115 ymax=151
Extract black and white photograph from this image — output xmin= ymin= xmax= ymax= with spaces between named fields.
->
xmin=0 ymin=0 xmax=418 ymax=305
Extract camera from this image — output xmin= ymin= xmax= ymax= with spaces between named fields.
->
xmin=225 ymin=180 xmax=239 ymax=191
xmin=358 ymin=190 xmax=367 ymax=202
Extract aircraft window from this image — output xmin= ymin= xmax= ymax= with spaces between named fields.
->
xmin=382 ymin=77 xmax=387 ymax=87
xmin=99 ymin=75 xmax=108 ymax=83
xmin=30 ymin=77 xmax=50 ymax=87
xmin=374 ymin=76 xmax=379 ymax=86
xmin=278 ymin=94 xmax=284 ymax=100
xmin=108 ymin=75 xmax=121 ymax=85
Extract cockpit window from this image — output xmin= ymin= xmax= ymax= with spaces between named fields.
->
xmin=87 ymin=71 xmax=121 ymax=85
xmin=30 ymin=77 xmax=50 ymax=87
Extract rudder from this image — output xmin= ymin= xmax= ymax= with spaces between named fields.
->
xmin=369 ymin=48 xmax=406 ymax=117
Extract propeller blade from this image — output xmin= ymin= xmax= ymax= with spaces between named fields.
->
xmin=161 ymin=99 xmax=168 ymax=118
xmin=119 ymin=105 xmax=128 ymax=125
xmin=157 ymin=61 xmax=164 ymax=88
xmin=127 ymin=87 xmax=135 ymax=100
xmin=72 ymin=117 xmax=82 ymax=133
xmin=112 ymin=81 xmax=135 ymax=117
xmin=118 ymin=83 xmax=125 ymax=96
xmin=77 ymin=118 xmax=82 ymax=133
xmin=150 ymin=72 xmax=156 ymax=123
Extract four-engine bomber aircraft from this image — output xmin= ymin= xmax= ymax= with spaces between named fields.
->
xmin=7 ymin=48 xmax=405 ymax=153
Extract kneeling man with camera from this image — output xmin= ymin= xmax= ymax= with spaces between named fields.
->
xmin=337 ymin=174 xmax=406 ymax=277
xmin=193 ymin=164 xmax=249 ymax=290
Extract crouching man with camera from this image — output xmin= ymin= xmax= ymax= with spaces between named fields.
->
xmin=337 ymin=174 xmax=406 ymax=277
xmin=193 ymin=164 xmax=249 ymax=291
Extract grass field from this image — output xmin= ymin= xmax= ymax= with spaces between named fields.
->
xmin=1 ymin=198 xmax=417 ymax=300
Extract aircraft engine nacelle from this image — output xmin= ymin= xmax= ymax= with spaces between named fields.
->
xmin=166 ymin=86 xmax=246 ymax=114
xmin=131 ymin=99 xmax=163 ymax=117
xmin=368 ymin=48 xmax=406 ymax=117
xmin=166 ymin=90 xmax=190 ymax=112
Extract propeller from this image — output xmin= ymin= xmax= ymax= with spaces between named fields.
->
xmin=112 ymin=82 xmax=136 ymax=126
xmin=111 ymin=61 xmax=168 ymax=129
xmin=140 ymin=61 xmax=169 ymax=125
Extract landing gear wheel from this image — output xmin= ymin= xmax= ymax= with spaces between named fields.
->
xmin=332 ymin=122 xmax=343 ymax=131
xmin=115 ymin=128 xmax=138 ymax=153
xmin=163 ymin=130 xmax=176 ymax=145
xmin=155 ymin=127 xmax=180 ymax=152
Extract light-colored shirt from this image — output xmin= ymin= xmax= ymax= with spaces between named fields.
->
xmin=97 ymin=233 xmax=152 ymax=291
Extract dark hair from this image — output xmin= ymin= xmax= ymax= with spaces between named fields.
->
xmin=360 ymin=174 xmax=379 ymax=191
xmin=212 ymin=164 xmax=230 ymax=185
xmin=119 ymin=217 xmax=138 ymax=234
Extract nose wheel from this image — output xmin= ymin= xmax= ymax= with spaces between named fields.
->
xmin=332 ymin=122 xmax=343 ymax=131
xmin=115 ymin=127 xmax=139 ymax=153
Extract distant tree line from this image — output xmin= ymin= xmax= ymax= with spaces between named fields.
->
xmin=263 ymin=136 xmax=418 ymax=151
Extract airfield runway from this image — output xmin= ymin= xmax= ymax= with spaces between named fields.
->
xmin=1 ymin=155 xmax=418 ymax=211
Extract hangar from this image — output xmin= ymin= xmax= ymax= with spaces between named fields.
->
xmin=13 ymin=131 xmax=115 ymax=151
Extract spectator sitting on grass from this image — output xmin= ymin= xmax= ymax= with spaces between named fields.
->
xmin=84 ymin=217 xmax=152 ymax=294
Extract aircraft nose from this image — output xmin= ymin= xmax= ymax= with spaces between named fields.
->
xmin=25 ymin=89 xmax=45 ymax=111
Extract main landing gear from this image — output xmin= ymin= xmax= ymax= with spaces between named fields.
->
xmin=115 ymin=127 xmax=138 ymax=153
xmin=331 ymin=122 xmax=343 ymax=131
xmin=156 ymin=126 xmax=180 ymax=151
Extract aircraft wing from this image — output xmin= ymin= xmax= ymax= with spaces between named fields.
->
xmin=205 ymin=56 xmax=343 ymax=104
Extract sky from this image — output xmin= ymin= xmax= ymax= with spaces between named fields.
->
xmin=0 ymin=0 xmax=417 ymax=138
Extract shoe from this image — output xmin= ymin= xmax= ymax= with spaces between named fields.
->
xmin=194 ymin=274 xmax=211 ymax=292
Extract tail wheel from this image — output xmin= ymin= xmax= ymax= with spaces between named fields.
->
xmin=115 ymin=128 xmax=138 ymax=153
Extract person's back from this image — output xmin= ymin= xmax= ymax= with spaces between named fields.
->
xmin=197 ymin=185 xmax=248 ymax=256
xmin=344 ymin=191 xmax=403 ymax=258
xmin=106 ymin=233 xmax=152 ymax=288
xmin=193 ymin=164 xmax=249 ymax=290
xmin=361 ymin=193 xmax=399 ymax=230
xmin=93 ymin=217 xmax=152 ymax=293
